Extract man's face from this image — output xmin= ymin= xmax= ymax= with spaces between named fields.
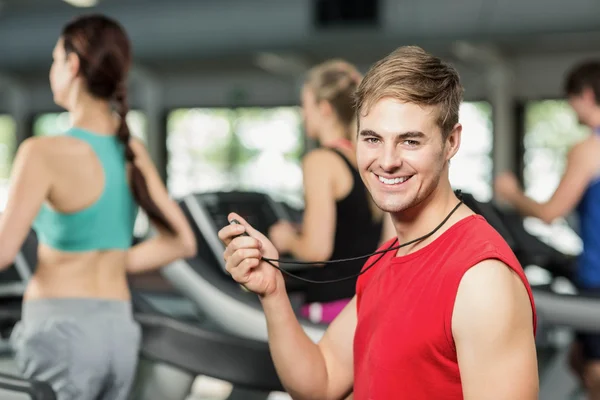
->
xmin=356 ymin=97 xmax=461 ymax=214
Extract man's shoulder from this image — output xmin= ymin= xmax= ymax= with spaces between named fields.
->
xmin=453 ymin=258 xmax=536 ymax=334
xmin=454 ymin=214 xmax=515 ymax=254
xmin=445 ymin=215 xmax=526 ymax=294
xmin=460 ymin=258 xmax=524 ymax=288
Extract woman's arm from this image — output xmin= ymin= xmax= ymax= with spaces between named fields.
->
xmin=0 ymin=139 xmax=52 ymax=269
xmin=126 ymin=139 xmax=197 ymax=274
xmin=495 ymin=142 xmax=596 ymax=224
xmin=269 ymin=149 xmax=337 ymax=262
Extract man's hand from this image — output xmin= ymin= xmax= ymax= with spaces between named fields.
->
xmin=218 ymin=213 xmax=286 ymax=298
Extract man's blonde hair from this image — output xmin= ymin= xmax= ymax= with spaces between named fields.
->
xmin=355 ymin=46 xmax=463 ymax=139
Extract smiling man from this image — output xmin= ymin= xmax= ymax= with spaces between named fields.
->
xmin=218 ymin=46 xmax=539 ymax=399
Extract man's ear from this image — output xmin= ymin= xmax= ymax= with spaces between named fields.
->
xmin=445 ymin=123 xmax=462 ymax=161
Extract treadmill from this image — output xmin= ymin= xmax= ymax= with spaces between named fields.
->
xmin=160 ymin=191 xmax=327 ymax=343
xmin=149 ymin=189 xmax=600 ymax=399
xmin=164 ymin=189 xmax=597 ymax=339
xmin=134 ymin=188 xmax=600 ymax=399
xmin=0 ymin=229 xmax=289 ymax=400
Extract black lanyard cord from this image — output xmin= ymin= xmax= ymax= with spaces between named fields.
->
xmin=230 ymin=198 xmax=464 ymax=284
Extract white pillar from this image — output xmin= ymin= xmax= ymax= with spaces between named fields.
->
xmin=0 ymin=73 xmax=29 ymax=145
xmin=451 ymin=42 xmax=517 ymax=181
xmin=130 ymin=65 xmax=166 ymax=181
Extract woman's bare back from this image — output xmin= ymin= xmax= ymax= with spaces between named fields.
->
xmin=25 ymin=135 xmax=131 ymax=301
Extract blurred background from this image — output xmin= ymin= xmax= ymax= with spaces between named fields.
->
xmin=0 ymin=0 xmax=598 ymax=399
xmin=0 ymin=0 xmax=594 ymax=254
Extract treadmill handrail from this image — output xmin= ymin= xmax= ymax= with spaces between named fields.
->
xmin=266 ymin=195 xmax=291 ymax=221
xmin=13 ymin=253 xmax=31 ymax=282
xmin=161 ymin=258 xmax=326 ymax=342
xmin=0 ymin=372 xmax=56 ymax=400
xmin=136 ymin=312 xmax=284 ymax=392
xmin=186 ymin=192 xmax=316 ymax=272
xmin=533 ymin=287 xmax=600 ymax=333
xmin=184 ymin=194 xmax=228 ymax=272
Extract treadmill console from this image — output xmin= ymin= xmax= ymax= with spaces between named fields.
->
xmin=181 ymin=191 xmax=292 ymax=274
xmin=197 ymin=191 xmax=284 ymax=236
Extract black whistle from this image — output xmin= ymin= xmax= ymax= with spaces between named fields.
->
xmin=229 ymin=219 xmax=250 ymax=238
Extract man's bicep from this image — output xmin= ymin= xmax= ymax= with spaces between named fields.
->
xmin=318 ymin=296 xmax=357 ymax=399
xmin=453 ymin=260 xmax=538 ymax=400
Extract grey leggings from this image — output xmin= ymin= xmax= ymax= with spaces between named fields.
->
xmin=9 ymin=298 xmax=141 ymax=400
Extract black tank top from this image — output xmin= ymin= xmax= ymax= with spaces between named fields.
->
xmin=300 ymin=148 xmax=383 ymax=303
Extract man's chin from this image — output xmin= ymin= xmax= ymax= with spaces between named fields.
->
xmin=374 ymin=199 xmax=412 ymax=214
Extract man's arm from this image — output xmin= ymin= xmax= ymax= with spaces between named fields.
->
xmin=453 ymin=259 xmax=538 ymax=400
xmin=220 ymin=215 xmax=355 ymax=400
xmin=261 ymin=293 xmax=356 ymax=400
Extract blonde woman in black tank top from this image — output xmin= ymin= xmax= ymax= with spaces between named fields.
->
xmin=269 ymin=60 xmax=395 ymax=323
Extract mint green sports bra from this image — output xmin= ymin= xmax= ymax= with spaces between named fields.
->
xmin=33 ymin=127 xmax=138 ymax=252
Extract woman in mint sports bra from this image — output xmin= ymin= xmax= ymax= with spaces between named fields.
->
xmin=0 ymin=14 xmax=196 ymax=400
xmin=268 ymin=60 xmax=395 ymax=323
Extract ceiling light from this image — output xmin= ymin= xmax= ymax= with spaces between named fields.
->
xmin=63 ymin=0 xmax=98 ymax=7
xmin=254 ymin=52 xmax=309 ymax=76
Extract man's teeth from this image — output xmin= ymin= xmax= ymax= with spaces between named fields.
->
xmin=378 ymin=175 xmax=409 ymax=185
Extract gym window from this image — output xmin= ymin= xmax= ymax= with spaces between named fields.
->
xmin=32 ymin=111 xmax=148 ymax=143
xmin=522 ymin=99 xmax=585 ymax=255
xmin=166 ymin=107 xmax=304 ymax=207
xmin=0 ymin=115 xmax=16 ymax=211
xmin=449 ymin=101 xmax=494 ymax=202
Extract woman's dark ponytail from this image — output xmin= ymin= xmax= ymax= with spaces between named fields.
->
xmin=114 ymin=83 xmax=175 ymax=234
xmin=62 ymin=15 xmax=175 ymax=234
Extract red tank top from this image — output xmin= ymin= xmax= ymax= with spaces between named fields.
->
xmin=353 ymin=215 xmax=536 ymax=399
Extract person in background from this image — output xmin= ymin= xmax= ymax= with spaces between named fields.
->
xmin=268 ymin=60 xmax=394 ymax=324
xmin=0 ymin=14 xmax=196 ymax=400
xmin=496 ymin=59 xmax=600 ymax=399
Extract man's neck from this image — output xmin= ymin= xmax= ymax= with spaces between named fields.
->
xmin=390 ymin=184 xmax=462 ymax=256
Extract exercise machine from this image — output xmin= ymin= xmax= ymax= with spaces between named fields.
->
xmin=160 ymin=191 xmax=327 ymax=343
xmin=0 ymin=228 xmax=288 ymax=400
xmin=164 ymin=189 xmax=600 ymax=399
